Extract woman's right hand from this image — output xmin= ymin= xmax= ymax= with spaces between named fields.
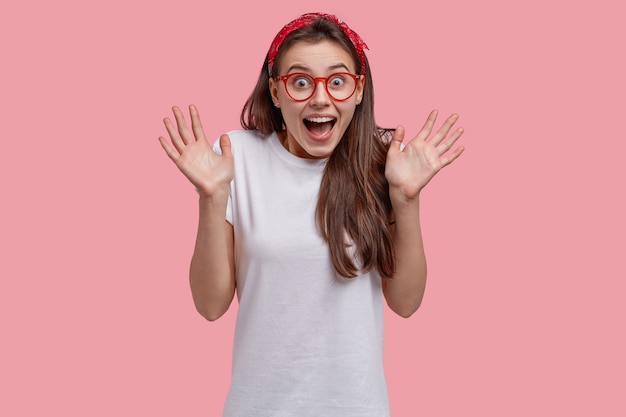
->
xmin=158 ymin=105 xmax=234 ymax=199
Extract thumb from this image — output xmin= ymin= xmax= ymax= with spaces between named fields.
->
xmin=390 ymin=126 xmax=405 ymax=152
xmin=218 ymin=134 xmax=232 ymax=158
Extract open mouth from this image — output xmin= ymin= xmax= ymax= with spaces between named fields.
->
xmin=304 ymin=116 xmax=336 ymax=137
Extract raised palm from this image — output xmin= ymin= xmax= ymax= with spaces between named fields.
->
xmin=159 ymin=105 xmax=234 ymax=198
xmin=385 ymin=110 xmax=464 ymax=200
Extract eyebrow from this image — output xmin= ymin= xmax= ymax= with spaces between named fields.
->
xmin=285 ymin=63 xmax=351 ymax=74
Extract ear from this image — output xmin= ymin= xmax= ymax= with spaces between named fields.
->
xmin=355 ymin=75 xmax=365 ymax=104
xmin=269 ymin=77 xmax=280 ymax=107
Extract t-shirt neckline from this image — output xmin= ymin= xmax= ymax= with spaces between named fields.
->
xmin=268 ymin=131 xmax=329 ymax=170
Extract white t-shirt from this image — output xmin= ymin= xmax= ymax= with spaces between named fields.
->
xmin=216 ymin=130 xmax=389 ymax=417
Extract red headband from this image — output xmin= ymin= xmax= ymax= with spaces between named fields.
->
xmin=267 ymin=12 xmax=369 ymax=75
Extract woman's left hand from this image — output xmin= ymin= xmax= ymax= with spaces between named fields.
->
xmin=385 ymin=110 xmax=465 ymax=201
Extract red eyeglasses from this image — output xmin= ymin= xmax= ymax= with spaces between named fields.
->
xmin=275 ymin=72 xmax=362 ymax=102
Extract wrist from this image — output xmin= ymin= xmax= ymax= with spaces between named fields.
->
xmin=389 ymin=186 xmax=421 ymax=207
xmin=196 ymin=184 xmax=230 ymax=204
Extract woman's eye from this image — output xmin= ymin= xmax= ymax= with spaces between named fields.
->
xmin=329 ymin=76 xmax=345 ymax=87
xmin=293 ymin=77 xmax=311 ymax=88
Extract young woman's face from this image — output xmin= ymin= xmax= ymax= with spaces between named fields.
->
xmin=269 ymin=40 xmax=364 ymax=159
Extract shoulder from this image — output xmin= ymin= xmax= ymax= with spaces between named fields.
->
xmin=225 ymin=129 xmax=276 ymax=148
xmin=224 ymin=129 xmax=266 ymax=141
xmin=213 ymin=129 xmax=264 ymax=146
xmin=212 ymin=129 xmax=276 ymax=154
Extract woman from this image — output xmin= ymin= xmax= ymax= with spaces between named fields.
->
xmin=159 ymin=12 xmax=464 ymax=417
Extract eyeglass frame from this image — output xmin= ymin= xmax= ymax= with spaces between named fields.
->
xmin=274 ymin=72 xmax=363 ymax=102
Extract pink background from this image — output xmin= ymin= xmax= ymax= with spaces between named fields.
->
xmin=1 ymin=0 xmax=624 ymax=415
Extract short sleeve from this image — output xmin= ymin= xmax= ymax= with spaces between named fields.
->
xmin=211 ymin=137 xmax=234 ymax=225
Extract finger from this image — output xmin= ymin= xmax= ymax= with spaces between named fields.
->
xmin=440 ymin=146 xmax=465 ymax=168
xmin=218 ymin=134 xmax=233 ymax=158
xmin=436 ymin=127 xmax=464 ymax=155
xmin=415 ymin=110 xmax=438 ymax=142
xmin=189 ymin=104 xmax=207 ymax=142
xmin=429 ymin=113 xmax=459 ymax=147
xmin=158 ymin=135 xmax=180 ymax=162
xmin=163 ymin=116 xmax=186 ymax=154
xmin=389 ymin=126 xmax=405 ymax=152
xmin=172 ymin=106 xmax=194 ymax=145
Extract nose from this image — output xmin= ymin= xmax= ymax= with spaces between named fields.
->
xmin=309 ymin=80 xmax=331 ymax=106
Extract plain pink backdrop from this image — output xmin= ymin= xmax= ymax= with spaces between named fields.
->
xmin=1 ymin=0 xmax=624 ymax=416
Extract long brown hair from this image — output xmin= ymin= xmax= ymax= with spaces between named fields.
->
xmin=241 ymin=16 xmax=395 ymax=278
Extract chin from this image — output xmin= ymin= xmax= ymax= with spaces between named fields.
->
xmin=303 ymin=137 xmax=342 ymax=159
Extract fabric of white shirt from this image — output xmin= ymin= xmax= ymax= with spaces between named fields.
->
xmin=214 ymin=130 xmax=389 ymax=417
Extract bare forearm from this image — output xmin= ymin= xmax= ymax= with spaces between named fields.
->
xmin=189 ymin=194 xmax=235 ymax=321
xmin=384 ymin=193 xmax=427 ymax=318
xmin=382 ymin=111 xmax=464 ymax=318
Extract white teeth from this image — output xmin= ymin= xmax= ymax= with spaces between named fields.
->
xmin=305 ymin=117 xmax=335 ymax=123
